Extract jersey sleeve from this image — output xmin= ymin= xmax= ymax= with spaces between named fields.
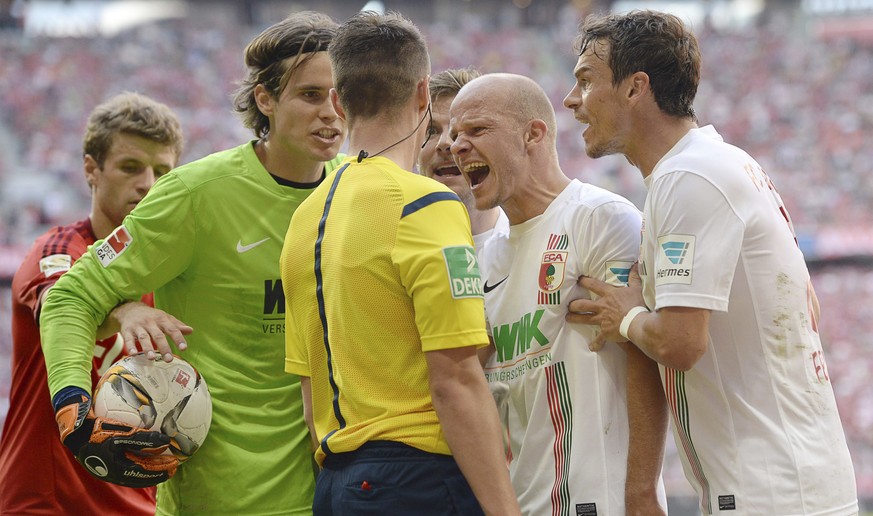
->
xmin=18 ymin=228 xmax=90 ymax=324
xmin=282 ymin=313 xmax=309 ymax=377
xmin=575 ymin=199 xmax=642 ymax=286
xmin=649 ymin=171 xmax=743 ymax=311
xmin=281 ymin=236 xmax=310 ymax=378
xmin=40 ymin=173 xmax=198 ymax=398
xmin=393 ymin=195 xmax=488 ymax=352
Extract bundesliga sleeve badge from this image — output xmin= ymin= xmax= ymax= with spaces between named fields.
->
xmin=95 ymin=225 xmax=134 ymax=267
xmin=39 ymin=254 xmax=72 ymax=278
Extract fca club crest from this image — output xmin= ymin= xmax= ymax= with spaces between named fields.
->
xmin=538 ymin=233 xmax=569 ymax=304
xmin=538 ymin=251 xmax=568 ymax=292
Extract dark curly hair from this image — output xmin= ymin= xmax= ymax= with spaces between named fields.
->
xmin=573 ymin=10 xmax=700 ymax=120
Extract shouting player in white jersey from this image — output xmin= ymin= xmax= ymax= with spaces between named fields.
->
xmin=564 ymin=11 xmax=858 ymax=515
xmin=450 ymin=72 xmax=668 ymax=515
xmin=417 ymin=67 xmax=510 ymax=250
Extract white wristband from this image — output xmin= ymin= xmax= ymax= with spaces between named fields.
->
xmin=619 ymin=306 xmax=649 ymax=341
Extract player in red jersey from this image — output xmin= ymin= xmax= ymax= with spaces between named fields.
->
xmin=0 ymin=92 xmax=184 ymax=515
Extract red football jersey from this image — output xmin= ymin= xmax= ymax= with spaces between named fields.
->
xmin=0 ymin=219 xmax=156 ymax=515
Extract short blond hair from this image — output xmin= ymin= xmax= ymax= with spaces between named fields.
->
xmin=429 ymin=67 xmax=480 ymax=103
xmin=83 ymin=92 xmax=183 ymax=167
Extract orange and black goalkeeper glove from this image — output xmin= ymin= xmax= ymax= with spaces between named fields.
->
xmin=55 ymin=390 xmax=178 ymax=487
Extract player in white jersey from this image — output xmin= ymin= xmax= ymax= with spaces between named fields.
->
xmin=450 ymin=73 xmax=668 ymax=516
xmin=564 ymin=11 xmax=858 ymax=515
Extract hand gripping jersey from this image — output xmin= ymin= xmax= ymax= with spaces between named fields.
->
xmin=639 ymin=126 xmax=857 ymax=515
xmin=479 ymin=180 xmax=665 ymax=515
xmin=0 ymin=219 xmax=155 ymax=515
xmin=39 ymin=142 xmax=345 ymax=515
xmin=282 ymin=156 xmax=489 ymax=466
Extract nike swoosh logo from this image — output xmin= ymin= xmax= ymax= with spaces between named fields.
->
xmin=483 ymin=276 xmax=508 ymax=294
xmin=236 ymin=237 xmax=271 ymax=253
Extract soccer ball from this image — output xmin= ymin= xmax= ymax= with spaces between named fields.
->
xmin=93 ymin=354 xmax=212 ymax=461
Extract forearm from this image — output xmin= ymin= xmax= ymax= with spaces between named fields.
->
xmin=477 ymin=340 xmax=495 ymax=369
xmin=429 ymin=354 xmax=519 ymax=515
xmin=625 ymin=306 xmax=709 ymax=371
xmin=300 ymin=376 xmax=319 ymax=452
xmin=621 ymin=342 xmax=668 ymax=513
xmin=41 ymin=272 xmax=116 ymax=397
xmin=433 ymin=383 xmax=518 ymax=515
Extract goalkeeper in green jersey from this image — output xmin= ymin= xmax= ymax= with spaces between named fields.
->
xmin=40 ymin=11 xmax=346 ymax=515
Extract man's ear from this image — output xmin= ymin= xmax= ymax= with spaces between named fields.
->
xmin=83 ymin=154 xmax=99 ymax=189
xmin=330 ymin=88 xmax=347 ymax=121
xmin=417 ymin=75 xmax=431 ymax=112
xmin=254 ymin=83 xmax=274 ymax=117
xmin=525 ymin=119 xmax=548 ymax=147
xmin=626 ymin=71 xmax=651 ymax=106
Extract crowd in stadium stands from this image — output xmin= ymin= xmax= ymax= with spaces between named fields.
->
xmin=815 ymin=266 xmax=873 ymax=494
xmin=0 ymin=6 xmax=871 ymax=498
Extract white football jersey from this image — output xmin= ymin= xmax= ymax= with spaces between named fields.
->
xmin=639 ymin=126 xmax=858 ymax=515
xmin=473 ymin=208 xmax=510 ymax=251
xmin=480 ymin=180 xmax=665 ymax=515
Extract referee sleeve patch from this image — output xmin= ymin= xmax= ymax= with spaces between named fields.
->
xmin=39 ymin=254 xmax=72 ymax=278
xmin=95 ymin=225 xmax=133 ymax=267
xmin=442 ymin=246 xmax=484 ymax=299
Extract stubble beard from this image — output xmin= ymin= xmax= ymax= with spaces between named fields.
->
xmin=584 ymin=137 xmax=620 ymax=160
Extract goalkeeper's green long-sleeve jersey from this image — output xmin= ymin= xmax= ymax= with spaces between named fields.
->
xmin=41 ymin=141 xmax=344 ymax=515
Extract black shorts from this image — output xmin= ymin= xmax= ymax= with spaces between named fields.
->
xmin=313 ymin=441 xmax=484 ymax=516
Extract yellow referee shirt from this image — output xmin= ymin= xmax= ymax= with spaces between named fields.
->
xmin=282 ymin=156 xmax=488 ymax=466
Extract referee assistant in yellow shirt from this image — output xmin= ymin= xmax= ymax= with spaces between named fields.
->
xmin=280 ymin=10 xmax=519 ymax=516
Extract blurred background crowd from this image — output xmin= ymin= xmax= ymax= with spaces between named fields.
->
xmin=0 ymin=0 xmax=871 ymax=510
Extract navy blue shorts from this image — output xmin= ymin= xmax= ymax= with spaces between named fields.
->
xmin=313 ymin=441 xmax=484 ymax=516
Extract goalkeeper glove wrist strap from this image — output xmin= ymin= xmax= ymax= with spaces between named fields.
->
xmin=55 ymin=393 xmax=92 ymax=450
xmin=52 ymin=386 xmax=90 ymax=412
